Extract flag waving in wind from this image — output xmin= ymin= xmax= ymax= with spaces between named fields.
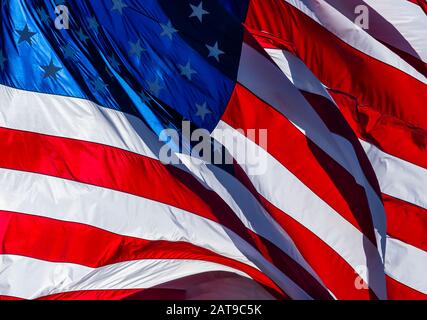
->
xmin=0 ymin=0 xmax=425 ymax=300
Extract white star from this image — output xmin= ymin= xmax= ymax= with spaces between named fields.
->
xmin=129 ymin=39 xmax=146 ymax=59
xmin=206 ymin=41 xmax=224 ymax=62
xmin=111 ymin=0 xmax=128 ymax=15
xmin=76 ymin=28 xmax=89 ymax=43
xmin=92 ymin=78 xmax=108 ymax=93
xmin=189 ymin=1 xmax=209 ymax=22
xmin=36 ymin=7 xmax=50 ymax=24
xmin=178 ymin=61 xmax=197 ymax=81
xmin=146 ymin=77 xmax=163 ymax=97
xmin=16 ymin=24 xmax=37 ymax=45
xmin=87 ymin=16 xmax=100 ymax=34
xmin=62 ymin=44 xmax=75 ymax=59
xmin=160 ymin=20 xmax=178 ymax=40
xmin=107 ymin=54 xmax=120 ymax=70
xmin=41 ymin=59 xmax=62 ymax=80
xmin=195 ymin=102 xmax=211 ymax=121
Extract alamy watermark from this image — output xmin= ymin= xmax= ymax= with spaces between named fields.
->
xmin=158 ymin=121 xmax=268 ymax=176
xmin=354 ymin=265 xmax=369 ymax=290
xmin=354 ymin=4 xmax=369 ymax=30
xmin=54 ymin=5 xmax=69 ymax=29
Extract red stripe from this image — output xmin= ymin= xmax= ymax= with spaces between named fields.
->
xmin=232 ymin=163 xmax=378 ymax=300
xmin=330 ymin=90 xmax=427 ymax=170
xmin=247 ymin=28 xmax=295 ymax=52
xmin=245 ymin=0 xmax=427 ymax=131
xmin=0 ymin=209 xmax=284 ymax=297
xmin=0 ymin=289 xmax=184 ymax=300
xmin=301 ymin=90 xmax=382 ymax=197
xmin=384 ymin=195 xmax=427 ymax=253
xmin=0 ymin=296 xmax=23 ymax=300
xmin=38 ymin=289 xmax=185 ymax=300
xmin=377 ymin=39 xmax=427 ymax=78
xmin=386 ymin=275 xmax=427 ymax=300
xmin=0 ymin=127 xmax=331 ymax=299
xmin=223 ymin=84 xmax=378 ymax=245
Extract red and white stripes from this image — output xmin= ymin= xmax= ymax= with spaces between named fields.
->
xmin=212 ymin=40 xmax=387 ymax=299
xmin=0 ymin=0 xmax=424 ymax=300
xmin=0 ymin=84 xmax=290 ymax=299
xmin=244 ymin=0 xmax=426 ymax=299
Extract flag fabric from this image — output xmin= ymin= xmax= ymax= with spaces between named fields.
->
xmin=0 ymin=0 xmax=424 ymax=300
xmin=245 ymin=0 xmax=427 ymax=299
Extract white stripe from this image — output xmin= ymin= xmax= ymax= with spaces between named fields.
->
xmin=238 ymin=42 xmax=387 ymax=261
xmin=0 ymin=84 xmax=159 ymax=159
xmin=284 ymin=0 xmax=427 ymax=83
xmin=266 ymin=48 xmax=334 ymax=102
xmin=386 ymin=237 xmax=427 ymax=294
xmin=0 ymin=168 xmax=310 ymax=299
xmin=0 ymin=255 xmax=250 ymax=299
xmin=360 ymin=140 xmax=427 ymax=210
xmin=212 ymin=121 xmax=386 ymax=299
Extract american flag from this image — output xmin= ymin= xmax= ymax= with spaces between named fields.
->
xmin=0 ymin=0 xmax=425 ymax=300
